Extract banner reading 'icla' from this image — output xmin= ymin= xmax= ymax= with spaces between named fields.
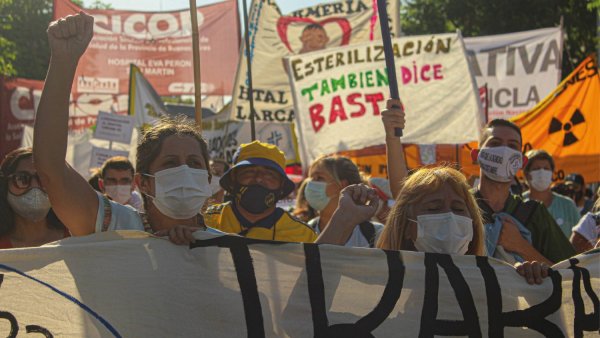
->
xmin=465 ymin=27 xmax=563 ymax=120
xmin=286 ymin=32 xmax=483 ymax=165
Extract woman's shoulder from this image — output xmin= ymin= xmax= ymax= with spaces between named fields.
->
xmin=96 ymin=192 xmax=144 ymax=232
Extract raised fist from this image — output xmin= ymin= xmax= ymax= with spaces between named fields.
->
xmin=47 ymin=12 xmax=94 ymax=64
xmin=337 ymin=184 xmax=379 ymax=225
xmin=381 ymin=98 xmax=406 ymax=138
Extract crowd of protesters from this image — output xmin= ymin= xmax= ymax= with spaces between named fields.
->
xmin=1 ymin=13 xmax=598 ymax=290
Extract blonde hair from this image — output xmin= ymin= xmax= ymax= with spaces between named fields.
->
xmin=309 ymin=155 xmax=366 ymax=185
xmin=377 ymin=166 xmax=485 ymax=255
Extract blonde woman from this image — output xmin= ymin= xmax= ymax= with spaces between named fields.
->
xmin=318 ymin=165 xmax=551 ymax=285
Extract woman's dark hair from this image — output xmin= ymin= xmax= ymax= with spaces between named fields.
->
xmin=136 ymin=115 xmax=211 ymax=210
xmin=0 ymin=147 xmax=65 ymax=236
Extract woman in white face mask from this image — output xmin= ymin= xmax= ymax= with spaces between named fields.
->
xmin=33 ymin=14 xmax=219 ymax=245
xmin=0 ymin=148 xmax=69 ymax=249
xmin=523 ymin=149 xmax=581 ymax=238
xmin=318 ymin=166 xmax=550 ymax=284
xmin=304 ymin=155 xmax=384 ymax=248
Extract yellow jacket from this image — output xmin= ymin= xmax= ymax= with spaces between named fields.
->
xmin=204 ymin=202 xmax=316 ymax=243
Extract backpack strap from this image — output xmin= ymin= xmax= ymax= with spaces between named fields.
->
xmin=101 ymin=195 xmax=113 ymax=232
xmin=359 ymin=221 xmax=376 ymax=248
xmin=510 ymin=199 xmax=539 ymax=228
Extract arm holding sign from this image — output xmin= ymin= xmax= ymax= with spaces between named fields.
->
xmin=381 ymin=99 xmax=407 ymax=199
xmin=33 ymin=13 xmax=99 ymax=236
xmin=316 ymin=184 xmax=379 ymax=245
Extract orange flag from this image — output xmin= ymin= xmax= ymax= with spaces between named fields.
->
xmin=511 ymin=56 xmax=600 ymax=183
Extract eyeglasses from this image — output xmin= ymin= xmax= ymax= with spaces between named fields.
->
xmin=7 ymin=171 xmax=41 ymax=190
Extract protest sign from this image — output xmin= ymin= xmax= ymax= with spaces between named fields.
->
xmin=54 ymin=0 xmax=239 ymax=96
xmin=230 ymin=0 xmax=399 ymax=124
xmin=93 ymin=111 xmax=134 ymax=144
xmin=465 ymin=27 xmax=563 ymax=120
xmin=0 ymin=77 xmax=123 ymax=159
xmin=511 ymin=56 xmax=600 ymax=183
xmin=0 ymin=231 xmax=597 ymax=336
xmin=287 ymin=33 xmax=483 ymax=165
xmin=89 ymin=146 xmax=129 ymax=169
xmin=202 ymin=114 xmax=301 ymax=165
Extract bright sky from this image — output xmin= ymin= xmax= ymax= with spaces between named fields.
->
xmin=82 ymin=0 xmax=332 ymax=14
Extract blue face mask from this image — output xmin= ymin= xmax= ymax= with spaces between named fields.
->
xmin=304 ymin=180 xmax=330 ymax=211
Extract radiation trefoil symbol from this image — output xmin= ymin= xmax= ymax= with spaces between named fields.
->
xmin=548 ymin=107 xmax=586 ymax=146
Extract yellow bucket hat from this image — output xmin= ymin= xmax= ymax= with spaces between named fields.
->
xmin=219 ymin=141 xmax=295 ymax=196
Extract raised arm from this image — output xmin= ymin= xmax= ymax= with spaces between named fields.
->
xmin=381 ymin=99 xmax=407 ymax=199
xmin=33 ymin=13 xmax=99 ymax=236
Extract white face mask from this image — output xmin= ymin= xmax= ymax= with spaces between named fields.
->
xmin=529 ymin=169 xmax=553 ymax=192
xmin=146 ymin=165 xmax=211 ymax=220
xmin=478 ymin=146 xmax=523 ymax=183
xmin=304 ymin=180 xmax=330 ymax=211
xmin=7 ymin=188 xmax=51 ymax=222
xmin=412 ymin=212 xmax=474 ymax=255
xmin=104 ymin=185 xmax=132 ymax=204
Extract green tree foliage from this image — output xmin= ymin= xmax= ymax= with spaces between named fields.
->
xmin=401 ymin=0 xmax=598 ymax=75
xmin=0 ymin=0 xmax=112 ymax=80
xmin=0 ymin=0 xmax=52 ymax=79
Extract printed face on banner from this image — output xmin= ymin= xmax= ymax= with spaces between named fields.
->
xmin=230 ymin=0 xmax=399 ymax=123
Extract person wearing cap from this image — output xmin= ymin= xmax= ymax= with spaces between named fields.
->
xmin=564 ymin=173 xmax=594 ymax=215
xmin=522 ymin=150 xmax=580 ymax=238
xmin=204 ymin=141 xmax=317 ymax=242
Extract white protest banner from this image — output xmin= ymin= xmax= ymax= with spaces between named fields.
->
xmin=93 ymin=111 xmax=135 ymax=144
xmin=202 ymin=114 xmax=301 ymax=165
xmin=287 ymin=33 xmax=483 ymax=165
xmin=89 ymin=146 xmax=129 ymax=169
xmin=21 ymin=126 xmax=137 ymax=178
xmin=230 ymin=0 xmax=399 ymax=123
xmin=464 ymin=27 xmax=563 ymax=120
xmin=0 ymin=231 xmax=597 ymax=336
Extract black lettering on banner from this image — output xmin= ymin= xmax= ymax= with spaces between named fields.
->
xmin=476 ymin=256 xmax=564 ymax=337
xmin=190 ymin=236 xmax=268 ymax=338
xmin=0 ymin=274 xmax=19 ymax=338
xmin=303 ymin=244 xmax=405 ymax=337
xmin=568 ymin=258 xmax=600 ymax=337
xmin=419 ymin=253 xmax=481 ymax=337
xmin=25 ymin=325 xmax=53 ymax=337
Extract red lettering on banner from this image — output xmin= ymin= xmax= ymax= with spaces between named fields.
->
xmin=308 ymin=93 xmax=385 ymax=133
xmin=365 ymin=93 xmax=385 ymax=115
xmin=329 ymin=95 xmax=348 ymax=124
xmin=348 ymin=93 xmax=366 ymax=117
xmin=310 ymin=104 xmax=325 ymax=132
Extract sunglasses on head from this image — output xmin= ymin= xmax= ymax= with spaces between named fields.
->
xmin=7 ymin=171 xmax=41 ymax=190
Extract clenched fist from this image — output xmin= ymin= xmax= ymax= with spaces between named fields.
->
xmin=47 ymin=12 xmax=94 ymax=64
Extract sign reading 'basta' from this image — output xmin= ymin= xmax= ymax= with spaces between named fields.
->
xmin=0 ymin=231 xmax=597 ymax=337
xmin=287 ymin=32 xmax=483 ymax=165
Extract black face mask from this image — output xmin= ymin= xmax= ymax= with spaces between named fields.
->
xmin=235 ymin=184 xmax=280 ymax=214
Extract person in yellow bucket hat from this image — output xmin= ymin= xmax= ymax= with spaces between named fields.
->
xmin=204 ymin=141 xmax=316 ymax=242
